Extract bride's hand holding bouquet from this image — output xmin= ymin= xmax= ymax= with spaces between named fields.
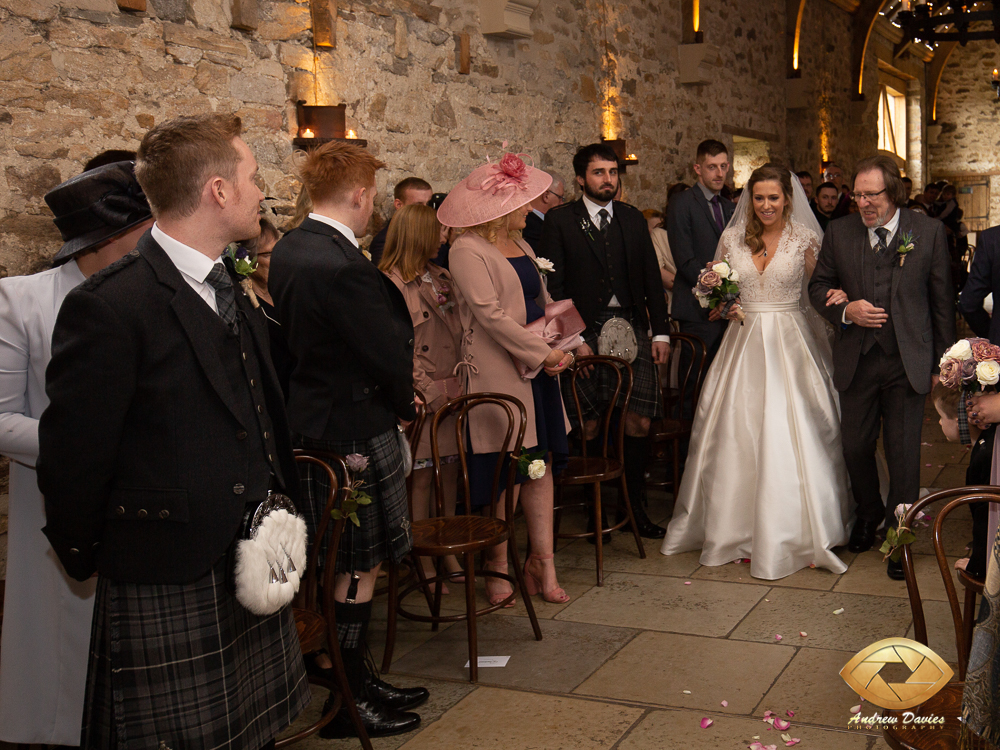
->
xmin=695 ymin=259 xmax=745 ymax=323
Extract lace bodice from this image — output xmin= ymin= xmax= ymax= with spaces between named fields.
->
xmin=720 ymin=221 xmax=820 ymax=304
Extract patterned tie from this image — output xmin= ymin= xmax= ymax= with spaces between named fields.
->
xmin=598 ymin=208 xmax=610 ymax=234
xmin=874 ymin=226 xmax=890 ymax=254
xmin=205 ymin=262 xmax=238 ymax=332
xmin=710 ymin=195 xmax=725 ymax=232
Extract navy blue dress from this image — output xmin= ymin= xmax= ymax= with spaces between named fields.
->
xmin=468 ymin=255 xmax=569 ymax=508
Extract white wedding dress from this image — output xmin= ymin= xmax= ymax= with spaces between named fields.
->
xmin=660 ymin=218 xmax=851 ymax=579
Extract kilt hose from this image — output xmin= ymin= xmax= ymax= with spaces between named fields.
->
xmin=82 ymin=557 xmax=310 ymax=750
xmin=295 ymin=427 xmax=413 ymax=576
xmin=562 ymin=307 xmax=664 ymax=431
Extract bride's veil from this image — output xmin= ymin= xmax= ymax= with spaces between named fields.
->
xmin=711 ymin=169 xmax=833 ymax=348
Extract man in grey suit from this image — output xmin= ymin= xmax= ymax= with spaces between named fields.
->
xmin=809 ymin=155 xmax=954 ymax=579
xmin=667 ymin=139 xmax=736 ymax=367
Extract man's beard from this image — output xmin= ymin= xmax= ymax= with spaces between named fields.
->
xmin=584 ymin=181 xmax=616 ymax=203
xmin=863 ymin=205 xmax=894 ymax=228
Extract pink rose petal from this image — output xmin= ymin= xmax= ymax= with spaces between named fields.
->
xmin=749 ymin=744 xmax=765 ymax=750
xmin=786 ymin=740 xmax=801 ymax=747
xmin=786 ymin=710 xmax=795 ymax=717
xmin=773 ymin=718 xmax=791 ymax=730
xmin=721 ymin=700 xmax=728 ymax=707
xmin=850 ymin=704 xmax=862 ymax=714
xmin=700 ymin=717 xmax=713 ymax=729
xmin=799 ymin=632 xmax=807 ymax=637
xmin=763 ymin=710 xmax=775 ymax=719
xmin=685 ymin=581 xmax=692 ymax=585
xmin=775 ymin=634 xmax=782 ymax=641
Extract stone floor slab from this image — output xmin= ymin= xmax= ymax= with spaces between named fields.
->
xmin=616 ymin=708 xmax=876 ymax=749
xmin=905 ymin=597 xmax=963 ymax=665
xmin=729 ymin=588 xmax=914 ymax=652
xmin=556 ymin=536 xmax=702 ymax=578
xmin=555 ymin=572 xmax=769 ymax=636
xmin=756 ymin=647 xmax=866 ymax=729
xmin=690 ymin=553 xmax=852 ymax=591
xmin=833 ymin=550 xmax=960 ymax=602
xmin=574 ymin=631 xmax=794 ymax=714
xmin=388 ymin=614 xmax=638 ymax=693
xmin=398 ymin=686 xmax=643 ymax=749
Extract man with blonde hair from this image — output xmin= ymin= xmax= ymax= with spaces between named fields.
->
xmin=270 ymin=140 xmax=427 ymax=739
xmin=37 ymin=114 xmax=309 ymax=748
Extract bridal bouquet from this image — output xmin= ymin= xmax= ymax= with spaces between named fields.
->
xmin=938 ymin=338 xmax=1000 ymax=392
xmin=693 ymin=258 xmax=745 ymax=322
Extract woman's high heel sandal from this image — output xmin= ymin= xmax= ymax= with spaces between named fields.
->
xmin=483 ymin=560 xmax=515 ymax=608
xmin=523 ymin=553 xmax=570 ymax=604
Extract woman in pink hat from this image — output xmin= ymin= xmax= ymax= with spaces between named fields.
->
xmin=438 ymin=151 xmax=575 ymax=605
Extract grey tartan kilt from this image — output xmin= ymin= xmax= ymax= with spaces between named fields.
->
xmin=563 ymin=307 xmax=664 ymax=430
xmin=83 ymin=557 xmax=310 ymax=750
xmin=295 ymin=427 xmax=412 ymax=574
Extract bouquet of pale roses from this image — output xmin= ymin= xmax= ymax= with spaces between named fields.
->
xmin=693 ymin=257 xmax=745 ymax=322
xmin=938 ymin=337 xmax=1000 ymax=392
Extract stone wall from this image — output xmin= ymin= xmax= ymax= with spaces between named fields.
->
xmin=929 ymin=40 xmax=1000 ymax=228
xmin=0 ymin=0 xmax=880 ymax=275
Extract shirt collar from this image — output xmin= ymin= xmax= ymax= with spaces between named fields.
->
xmin=532 ymin=208 xmax=546 ymax=221
xmin=582 ymin=193 xmax=613 ymax=224
xmin=151 ymin=223 xmax=219 ymax=283
xmin=867 ymin=207 xmax=901 ymax=245
xmin=309 ymin=212 xmax=359 ymax=248
xmin=697 ymin=181 xmax=720 ymax=201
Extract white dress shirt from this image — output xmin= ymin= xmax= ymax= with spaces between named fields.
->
xmin=308 ymin=212 xmax=359 ymax=247
xmin=531 ymin=208 xmax=546 ymax=222
xmin=581 ymin=194 xmax=669 ymax=343
xmin=843 ymin=208 xmax=901 ymax=325
xmin=151 ymin=223 xmax=221 ymax=313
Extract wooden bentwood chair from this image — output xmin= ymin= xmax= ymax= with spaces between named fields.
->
xmin=553 ymin=355 xmax=646 ymax=586
xmin=882 ymin=488 xmax=1000 ymax=750
xmin=647 ymin=333 xmax=708 ymax=495
xmin=277 ymin=450 xmax=372 ymax=750
xmin=381 ymin=393 xmax=543 ymax=683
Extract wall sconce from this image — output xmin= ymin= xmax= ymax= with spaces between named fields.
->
xmin=992 ymin=69 xmax=999 ymax=101
xmin=601 ymin=138 xmax=638 ymax=173
xmin=293 ymin=101 xmax=368 ymax=149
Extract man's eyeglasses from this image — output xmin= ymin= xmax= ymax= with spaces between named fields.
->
xmin=546 ymin=190 xmax=564 ymax=204
xmin=855 ymin=189 xmax=887 ymax=202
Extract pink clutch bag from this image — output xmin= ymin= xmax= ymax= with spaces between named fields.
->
xmin=515 ymin=299 xmax=586 ymax=379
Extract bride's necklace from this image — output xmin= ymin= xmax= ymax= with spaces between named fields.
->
xmin=761 ymin=228 xmax=783 ymax=258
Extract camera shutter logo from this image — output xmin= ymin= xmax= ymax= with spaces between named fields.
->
xmin=840 ymin=638 xmax=954 ymax=710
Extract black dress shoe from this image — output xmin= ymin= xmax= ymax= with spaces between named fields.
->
xmin=365 ymin=673 xmax=429 ymax=710
xmin=848 ymin=519 xmax=880 ymax=553
xmin=618 ymin=503 xmax=666 ymax=539
xmin=887 ymin=559 xmax=906 ymax=580
xmin=319 ymin=696 xmax=421 ymax=739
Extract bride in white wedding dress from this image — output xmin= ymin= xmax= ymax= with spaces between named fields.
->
xmin=660 ymin=165 xmax=851 ymax=579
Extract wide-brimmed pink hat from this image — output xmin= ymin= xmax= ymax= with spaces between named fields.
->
xmin=437 ymin=150 xmax=552 ymax=228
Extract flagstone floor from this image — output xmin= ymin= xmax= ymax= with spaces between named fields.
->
xmin=285 ymin=400 xmax=975 ymax=750
xmin=0 ymin=399 xmax=974 ymax=750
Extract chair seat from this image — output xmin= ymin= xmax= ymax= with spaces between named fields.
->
xmin=555 ymin=455 xmax=623 ymax=485
xmin=883 ymin=681 xmax=1000 ymax=749
xmin=651 ymin=418 xmax=691 ymax=440
xmin=411 ymin=516 xmax=508 ymax=555
xmin=293 ymin=608 xmax=326 ymax=655
xmin=959 ymin=568 xmax=985 ymax=594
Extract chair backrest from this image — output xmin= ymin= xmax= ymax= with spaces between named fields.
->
xmin=292 ymin=449 xmax=350 ymax=614
xmin=430 ymin=392 xmax=527 ymax=521
xmin=664 ymin=332 xmax=708 ymax=420
xmin=563 ymin=355 xmax=633 ymax=461
xmin=404 ymin=397 xmax=427 ymax=499
xmin=901 ymin=486 xmax=1000 ymax=680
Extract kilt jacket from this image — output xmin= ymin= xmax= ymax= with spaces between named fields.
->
xmin=37 ymin=232 xmax=300 ymax=585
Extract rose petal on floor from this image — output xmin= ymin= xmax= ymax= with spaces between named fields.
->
xmin=773 ymin=718 xmax=790 ymax=730
xmin=833 ymin=607 xmax=845 ymax=614
xmin=721 ymin=700 xmax=729 ymax=707
xmin=700 ymin=717 xmax=713 ymax=729
xmin=850 ymin=704 xmax=862 ymax=714
xmin=775 ymin=634 xmax=782 ymax=641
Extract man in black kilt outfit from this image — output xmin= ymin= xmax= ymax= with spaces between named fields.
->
xmin=269 ymin=140 xmax=428 ymax=739
xmin=539 ymin=142 xmax=672 ymax=539
xmin=37 ymin=114 xmax=309 ymax=749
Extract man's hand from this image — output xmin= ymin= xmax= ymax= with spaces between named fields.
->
xmin=845 ymin=300 xmax=888 ymax=328
xmin=825 ymin=288 xmax=848 ymax=307
xmin=652 ymin=341 xmax=670 ymax=364
xmin=574 ymin=341 xmax=595 ymax=378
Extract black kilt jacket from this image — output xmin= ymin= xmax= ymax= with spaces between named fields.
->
xmin=37 ymin=232 xmax=300 ymax=585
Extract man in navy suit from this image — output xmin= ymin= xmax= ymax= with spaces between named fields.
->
xmin=667 ymin=139 xmax=736 ymax=367
xmin=523 ymin=170 xmax=566 ymax=251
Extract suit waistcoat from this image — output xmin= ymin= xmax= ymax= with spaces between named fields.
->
xmin=862 ymin=233 xmax=899 ymax=356
xmin=601 ymin=217 xmax=633 ymax=308
xmin=212 ymin=306 xmax=282 ymax=497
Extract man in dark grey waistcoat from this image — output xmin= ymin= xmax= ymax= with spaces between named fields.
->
xmin=809 ymin=155 xmax=954 ymax=579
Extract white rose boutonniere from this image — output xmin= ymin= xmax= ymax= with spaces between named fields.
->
xmin=533 ymin=257 xmax=555 ymax=276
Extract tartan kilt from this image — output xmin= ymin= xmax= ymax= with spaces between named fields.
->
xmin=296 ymin=427 xmax=412 ymax=574
xmin=563 ymin=307 xmax=664 ymax=430
xmin=82 ymin=558 xmax=310 ymax=750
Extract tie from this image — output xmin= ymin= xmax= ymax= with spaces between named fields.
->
xmin=598 ymin=208 xmax=610 ymax=234
xmin=206 ymin=262 xmax=239 ymax=332
xmin=710 ymin=195 xmax=725 ymax=232
xmin=874 ymin=227 xmax=890 ymax=254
